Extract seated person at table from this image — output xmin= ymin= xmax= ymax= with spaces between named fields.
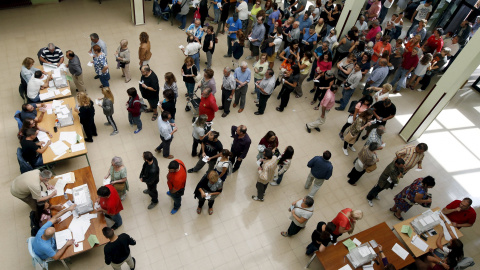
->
xmin=27 ymin=71 xmax=51 ymax=103
xmin=18 ymin=118 xmax=52 ymax=141
xmin=21 ymin=128 xmax=51 ymax=168
xmin=96 ymin=185 xmax=124 ymax=230
xmin=33 ymin=203 xmax=77 ymax=260
xmin=35 ymin=200 xmax=63 ymax=227
xmin=305 ymin=221 xmax=336 ymax=256
xmin=377 ymin=245 xmax=397 ymax=270
xmin=442 ymin=197 xmax=476 ymax=229
xmin=20 ymin=103 xmax=46 ymax=123
xmin=39 ymin=43 xmax=64 ymax=66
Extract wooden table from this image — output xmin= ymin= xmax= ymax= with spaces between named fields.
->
xmin=38 ymin=65 xmax=72 ymax=101
xmin=37 ymin=97 xmax=89 ymax=165
xmin=50 ymin=166 xmax=108 ymax=260
xmin=312 ymin=222 xmax=415 ymax=270
xmin=393 ymin=207 xmax=463 ymax=257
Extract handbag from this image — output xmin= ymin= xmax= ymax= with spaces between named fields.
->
xmin=190 ymin=66 xmax=202 ymax=83
xmin=365 ymin=163 xmax=377 ymax=173
xmin=343 ymin=132 xmax=357 ymax=144
xmin=347 ymin=115 xmax=354 ymax=124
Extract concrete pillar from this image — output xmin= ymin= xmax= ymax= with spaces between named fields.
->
xmin=131 ymin=0 xmax=145 ymax=25
xmin=399 ymin=32 xmax=480 ymax=142
xmin=335 ymin=0 xmax=365 ymax=38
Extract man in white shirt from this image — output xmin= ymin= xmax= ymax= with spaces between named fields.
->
xmin=254 ymin=69 xmax=276 ymax=115
xmin=355 ymin=16 xmax=369 ymax=36
xmin=236 ymin=0 xmax=249 ymax=33
xmin=443 ymin=35 xmax=460 ymax=57
xmin=27 ymin=71 xmax=51 ymax=102
xmin=155 ymin=111 xmax=177 ymax=159
xmin=267 ymin=28 xmax=284 ymax=68
xmin=407 ymin=0 xmax=432 ymax=36
xmin=335 ymin=64 xmax=363 ymax=111
xmin=181 ymin=35 xmax=202 ymax=70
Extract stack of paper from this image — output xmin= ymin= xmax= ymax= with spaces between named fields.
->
xmin=343 ymin=239 xmax=357 ymax=251
xmin=55 ymin=229 xmax=73 ymax=249
xmin=50 ymin=141 xmax=69 ymax=156
xmin=401 ymin=225 xmax=413 ymax=237
xmin=339 ymin=264 xmax=353 ymax=270
xmin=61 ymin=89 xmax=71 ymax=96
xmin=71 ymin=143 xmax=85 ymax=152
xmin=392 ymin=243 xmax=409 ymax=260
xmin=59 ymin=131 xmax=78 ymax=145
xmin=59 ymin=211 xmax=72 ymax=222
xmin=411 ymin=235 xmax=429 ymax=251
xmin=55 ymin=172 xmax=76 ymax=184
xmin=51 ymin=99 xmax=64 ymax=109
xmin=39 ymin=92 xmax=55 ymax=101
xmin=68 ymin=214 xmax=95 ymax=242
xmin=352 ymin=238 xmax=361 ymax=246
xmin=37 ymin=131 xmax=50 ymax=144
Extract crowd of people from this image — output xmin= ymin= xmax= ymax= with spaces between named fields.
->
xmin=12 ymin=0 xmax=480 ymax=269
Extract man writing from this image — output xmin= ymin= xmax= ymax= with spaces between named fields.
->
xmin=20 ymin=103 xmax=46 ymax=123
xmin=219 ymin=67 xmax=236 ymax=117
xmin=39 ymin=43 xmax=64 ymax=66
xmin=32 ymin=203 xmax=77 ymax=260
xmin=442 ymin=198 xmax=476 ymax=229
xmin=27 ymin=70 xmax=51 ymax=102
xmin=65 ymin=50 xmax=85 ymax=92
xmin=11 ymin=169 xmax=57 ymax=211
xmin=140 ymin=151 xmax=160 ymax=209
xmin=230 ymin=125 xmax=252 ymax=173
xmin=254 ymin=68 xmax=276 ymax=115
xmin=167 ymin=159 xmax=187 ymax=215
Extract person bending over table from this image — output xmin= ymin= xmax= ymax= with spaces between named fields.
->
xmin=441 ymin=197 xmax=476 ymax=229
xmin=96 ymin=185 xmax=124 ymax=230
xmin=377 ymin=245 xmax=397 ymax=270
xmin=390 ymin=176 xmax=435 ymax=221
xmin=305 ymin=221 xmax=336 ymax=256
xmin=32 ymin=203 xmax=77 ymax=260
xmin=330 ymin=208 xmax=363 ymax=243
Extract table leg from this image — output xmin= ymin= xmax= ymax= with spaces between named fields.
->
xmin=305 ymin=253 xmax=316 ymax=268
xmin=85 ymin=154 xmax=91 ymax=167
xmin=60 ymin=259 xmax=71 ymax=270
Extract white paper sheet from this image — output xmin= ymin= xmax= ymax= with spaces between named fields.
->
xmin=50 ymin=141 xmax=69 ymax=156
xmin=95 ymin=99 xmax=102 ymax=105
xmin=392 ymin=243 xmax=409 ymax=260
xmin=65 ymin=189 xmax=73 ymax=194
xmin=59 ymin=131 xmax=78 ymax=145
xmin=440 ymin=222 xmax=452 ymax=241
xmin=87 ymin=62 xmax=93 ymax=67
xmin=59 ymin=211 xmax=72 ymax=222
xmin=420 ymin=219 xmax=427 ymax=226
xmin=39 ymin=92 xmax=55 ymax=101
xmin=339 ymin=264 xmax=353 ymax=270
xmin=450 ymin=226 xmax=459 ymax=238
xmin=37 ymin=131 xmax=50 ymax=144
xmin=73 ymin=242 xmax=83 ymax=253
xmin=61 ymin=89 xmax=71 ymax=96
xmin=441 ymin=212 xmax=451 ymax=224
xmin=202 ymin=156 xmax=210 ymax=163
xmin=424 ymin=216 xmax=434 ymax=224
xmin=352 ymin=238 xmax=361 ymax=246
xmin=103 ymin=177 xmax=111 ymax=186
xmin=55 ymin=229 xmax=72 ymax=250
xmin=411 ymin=235 xmax=429 ymax=251
xmin=369 ymin=240 xmax=378 ymax=248
xmin=47 ymin=108 xmax=53 ymax=114
xmin=71 ymin=143 xmax=85 ymax=152
xmin=358 ymin=246 xmax=370 ymax=257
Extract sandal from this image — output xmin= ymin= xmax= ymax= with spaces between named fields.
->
xmin=208 ymin=208 xmax=213 ymax=215
xmin=314 ymin=106 xmax=319 ymax=110
xmin=281 ymin=231 xmax=289 ymax=237
xmin=151 ymin=113 xmax=158 ymax=121
xmin=196 ymin=207 xmax=201 ymax=214
xmin=145 ymin=108 xmax=154 ymax=113
xmin=310 ymin=101 xmax=315 ymax=105
xmin=393 ymin=213 xmax=404 ymax=221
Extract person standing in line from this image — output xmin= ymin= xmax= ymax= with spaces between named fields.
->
xmin=194 ymin=170 xmax=223 ymax=215
xmin=390 ymin=47 xmax=419 ymax=93
xmin=175 ymin=0 xmax=191 ymax=30
xmin=254 ymin=68 xmax=276 ymax=115
xmin=167 ymin=159 xmax=187 ymax=215
xmin=139 ymin=65 xmax=160 ymax=121
xmin=203 ymin=26 xmax=216 ymax=69
xmin=102 ymin=227 xmax=136 ymax=270
xmin=378 ymin=0 xmax=394 ymax=23
xmin=306 ymin=85 xmax=337 ymax=133
xmin=115 ymin=39 xmax=131 ymax=83
xmin=233 ymin=62 xmax=251 ymax=113
xmin=304 ymin=151 xmax=333 ymax=198
xmin=139 ymin=32 xmax=152 ymax=67
xmin=191 ymin=114 xmax=208 ymax=156
xmin=97 ymin=87 xmax=118 ymax=136
xmin=407 ymin=0 xmax=433 ymax=37
xmin=92 ymin=45 xmax=110 ymax=88
xmin=366 ymin=158 xmax=405 ymax=207
xmin=224 ymin=13 xmax=243 ymax=58
xmin=96 ymin=185 xmax=124 ymax=230
xmin=140 ymin=151 xmax=160 ymax=209
xmin=331 ymin=208 xmax=363 ymax=242
xmin=281 ymin=196 xmax=315 ymax=237
xmin=182 ymin=34 xmax=202 ymax=71
xmin=181 ymin=56 xmax=197 ymax=99
xmin=155 ymin=111 xmax=177 ymax=159
xmin=246 ymin=14 xmax=266 ymax=61
xmin=394 ymin=143 xmax=428 ymax=174
xmin=346 ymin=142 xmax=379 ymax=186
xmin=293 ymin=51 xmax=313 ymax=98
xmin=219 ymin=67 xmax=236 ymax=117
xmin=188 ymin=130 xmax=223 ymax=173
xmin=334 ymin=63 xmax=363 ymax=111
xmin=164 ymin=72 xmax=179 ymax=100
xmin=232 ymin=31 xmax=245 ymax=68
xmin=251 ymin=53 xmax=269 ymax=99
xmin=252 ymin=148 xmax=277 ymax=201
xmin=198 ymin=88 xmax=219 ymax=123
xmin=276 ymin=64 xmax=300 ymax=112
xmin=236 ymin=0 xmax=249 ymax=33
xmin=230 ymin=125 xmax=251 ymax=173
xmin=65 ymin=50 xmax=85 ymax=92
xmin=90 ymin=33 xmax=108 ymax=57
xmin=216 ymin=0 xmax=231 ymax=35
xmin=270 ymin=146 xmax=294 ymax=186
xmin=75 ymin=92 xmax=97 ymax=143
xmin=126 ymin=87 xmax=142 ymax=134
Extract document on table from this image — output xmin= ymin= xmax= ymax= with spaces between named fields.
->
xmin=358 ymin=246 xmax=371 ymax=257
xmin=401 ymin=225 xmax=413 ymax=238
xmin=50 ymin=141 xmax=70 ymax=156
xmin=37 ymin=131 xmax=50 ymax=144
xmin=59 ymin=131 xmax=78 ymax=145
xmin=392 ymin=243 xmax=409 ymax=260
xmin=73 ymin=242 xmax=83 ymax=253
xmin=343 ymin=239 xmax=357 ymax=251
xmin=55 ymin=172 xmax=75 ymax=184
xmin=39 ymin=91 xmax=55 ymax=101
xmin=423 ymin=216 xmax=435 ymax=224
xmin=440 ymin=222 xmax=452 ymax=241
xmin=71 ymin=143 xmax=85 ymax=152
xmin=339 ymin=264 xmax=353 ymax=270
xmin=52 ymin=69 xmax=62 ymax=78
xmin=352 ymin=238 xmax=361 ymax=246
xmin=88 ymin=234 xmax=100 ymax=248
xmin=369 ymin=240 xmax=378 ymax=248
xmin=441 ymin=212 xmax=451 ymax=224
xmin=59 ymin=211 xmax=72 ymax=222
xmin=55 ymin=229 xmax=73 ymax=250
xmin=52 ymin=99 xmax=64 ymax=108
xmin=65 ymin=189 xmax=73 ymax=194
xmin=450 ymin=226 xmax=459 ymax=238
xmin=411 ymin=235 xmax=429 ymax=251
xmin=61 ymin=89 xmax=71 ymax=96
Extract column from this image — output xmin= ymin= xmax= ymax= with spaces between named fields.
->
xmin=130 ymin=0 xmax=145 ymax=25
xmin=335 ymin=0 xmax=365 ymax=38
xmin=399 ymin=32 xmax=480 ymax=142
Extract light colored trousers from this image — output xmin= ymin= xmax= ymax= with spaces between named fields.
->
xmin=304 ymin=172 xmax=325 ymax=197
xmin=307 ymin=109 xmax=329 ymax=129
xmin=72 ymin=73 xmax=86 ymax=92
xmin=122 ymin=64 xmax=131 ymax=82
xmin=111 ymin=254 xmax=134 ymax=270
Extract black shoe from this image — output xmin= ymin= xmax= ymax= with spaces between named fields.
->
xmin=254 ymin=112 xmax=263 ymax=115
xmin=111 ymin=223 xmax=121 ymax=230
xmin=218 ymin=106 xmax=223 ymax=110
xmin=314 ymin=127 xmax=321 ymax=132
xmin=187 ymin=169 xmax=195 ymax=173
xmin=75 ymin=89 xmax=79 ymax=92
xmin=362 ymin=135 xmax=368 ymax=140
xmin=306 ymin=78 xmax=313 ymax=82
xmin=143 ymin=189 xmax=149 ymax=194
xmin=147 ymin=202 xmax=158 ymax=209
xmin=131 ymin=257 xmax=136 ymax=270
xmin=191 ymin=153 xmax=197 ymax=157
xmin=85 ymin=138 xmax=93 ymax=142
xmin=335 ymin=100 xmax=341 ymax=104
xmin=276 ymin=107 xmax=283 ymax=112
xmin=306 ymin=124 xmax=311 ymax=133
xmin=94 ymin=75 xmax=100 ymax=79
xmin=232 ymin=168 xmax=238 ymax=173
xmin=309 ymin=89 xmax=315 ymax=93
xmin=335 ymin=107 xmax=344 ymax=111
xmin=256 ymin=104 xmax=259 ymax=107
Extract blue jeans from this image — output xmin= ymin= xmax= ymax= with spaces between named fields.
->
xmin=275 ymin=173 xmax=285 ymax=184
xmin=128 ymin=112 xmax=142 ymax=130
xmin=254 ymin=78 xmax=261 ymax=100
xmin=106 ymin=213 xmax=122 ymax=227
xmin=379 ymin=5 xmax=389 ymax=23
xmin=191 ymin=52 xmax=200 ymax=71
xmin=185 ymin=82 xmax=195 ymax=98
xmin=169 ymin=190 xmax=183 ymax=210
xmin=29 ymin=94 xmax=41 ymax=103
xmin=214 ymin=8 xmax=220 ymax=23
xmin=338 ymin=88 xmax=354 ymax=110
xmin=176 ymin=14 xmax=187 ymax=29
xmin=99 ymin=72 xmax=110 ymax=87
xmin=407 ymin=19 xmax=419 ymax=38
xmin=390 ymin=67 xmax=409 ymax=91
xmin=33 ymin=155 xmax=44 ymax=168
xmin=306 ymin=242 xmax=319 ymax=256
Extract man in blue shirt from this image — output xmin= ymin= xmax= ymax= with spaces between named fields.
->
xmin=224 ymin=13 xmax=243 ymax=58
xmin=301 ymin=25 xmax=317 ymax=52
xmin=267 ymin=3 xmax=280 ymax=34
xmin=186 ymin=19 xmax=204 ymax=43
xmin=33 ymin=204 xmax=77 ymax=260
xmin=212 ymin=0 xmax=221 ymax=23
xmin=297 ymin=11 xmax=312 ymax=41
xmin=305 ymin=151 xmax=333 ymax=198
xmin=233 ymin=62 xmax=251 ymax=113
xmin=246 ymin=15 xmax=266 ymax=61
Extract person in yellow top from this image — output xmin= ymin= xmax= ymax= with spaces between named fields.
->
xmin=294 ymin=51 xmax=313 ymax=98
xmin=246 ymin=0 xmax=263 ymax=36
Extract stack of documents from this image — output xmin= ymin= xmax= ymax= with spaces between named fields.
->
xmin=71 ymin=143 xmax=85 ymax=153
xmin=39 ymin=92 xmax=55 ymax=101
xmin=37 ymin=131 xmax=50 ymax=144
xmin=411 ymin=235 xmax=429 ymax=251
xmin=59 ymin=131 xmax=78 ymax=145
xmin=55 ymin=229 xmax=73 ymax=249
xmin=49 ymin=141 xmax=69 ymax=156
xmin=68 ymin=213 xmax=97 ymax=242
xmin=392 ymin=243 xmax=409 ymax=260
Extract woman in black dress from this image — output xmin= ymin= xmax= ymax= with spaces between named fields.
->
xmin=75 ymin=92 xmax=97 ymax=142
xmin=276 ymin=65 xmax=300 ymax=112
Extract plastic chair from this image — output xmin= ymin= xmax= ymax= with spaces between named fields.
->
xmin=17 ymin=147 xmax=34 ymax=174
xmin=20 ymin=73 xmax=28 ymax=103
xmin=27 ymin=237 xmax=52 ymax=270
xmin=14 ymin=110 xmax=23 ymax=130
xmin=455 ymin=257 xmax=475 ymax=270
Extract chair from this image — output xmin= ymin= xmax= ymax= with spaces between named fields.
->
xmin=27 ymin=237 xmax=71 ymax=270
xmin=20 ymin=73 xmax=28 ymax=103
xmin=14 ymin=110 xmax=23 ymax=130
xmin=17 ymin=148 xmax=34 ymax=174
xmin=37 ymin=48 xmax=44 ymax=65
xmin=454 ymin=257 xmax=475 ymax=270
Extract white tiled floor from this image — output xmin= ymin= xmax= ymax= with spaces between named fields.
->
xmin=1 ymin=1 xmax=480 ymax=269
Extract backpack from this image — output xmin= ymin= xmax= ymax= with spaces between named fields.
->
xmin=223 ymin=161 xmax=233 ymax=176
xmin=29 ymin=211 xmax=40 ymax=236
xmin=133 ymin=98 xmax=148 ymax=113
xmin=193 ymin=7 xmax=201 ymax=21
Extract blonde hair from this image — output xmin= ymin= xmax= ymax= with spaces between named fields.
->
xmin=208 ymin=170 xmax=219 ymax=182
xmin=102 ymin=87 xmax=115 ymax=104
xmin=383 ymin=83 xmax=392 ymax=92
xmin=195 ymin=114 xmax=208 ymax=127
xmin=77 ymin=92 xmax=92 ymax=107
xmin=352 ymin=210 xmax=363 ymax=220
xmin=22 ymin=57 xmax=35 ymax=68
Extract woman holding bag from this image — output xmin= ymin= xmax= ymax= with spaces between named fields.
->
xmin=270 ymin=146 xmax=294 ymax=186
xmin=338 ymin=95 xmax=373 ymax=140
xmin=104 ymin=156 xmax=129 ymax=201
xmin=342 ymin=109 xmax=374 ymax=156
xmin=347 ymin=142 xmax=379 ymax=186
xmin=390 ymin=176 xmax=435 ymax=221
xmin=181 ymin=56 xmax=197 ymax=99
xmin=194 ymin=170 xmax=223 ymax=215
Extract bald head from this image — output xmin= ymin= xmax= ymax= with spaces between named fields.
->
xmin=379 ymin=59 xmax=388 ymax=66
xmin=44 ymin=227 xmax=56 ymax=239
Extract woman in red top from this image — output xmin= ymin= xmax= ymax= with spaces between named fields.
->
xmin=257 ymin=130 xmax=279 ymax=159
xmin=405 ymin=34 xmax=422 ymax=53
xmin=126 ymin=87 xmax=142 ymax=134
xmin=331 ymin=208 xmax=363 ymax=242
xmin=317 ymin=52 xmax=333 ymax=74
xmin=371 ymin=35 xmax=392 ymax=63
xmin=96 ymin=185 xmax=124 ymax=230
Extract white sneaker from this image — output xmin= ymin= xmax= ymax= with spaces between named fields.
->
xmin=110 ymin=131 xmax=119 ymax=136
xmin=254 ymin=99 xmax=259 ymax=103
xmin=348 ymin=145 xmax=356 ymax=152
xmin=343 ymin=148 xmax=349 ymax=156
xmin=367 ymin=200 xmax=373 ymax=207
xmin=245 ymin=55 xmax=253 ymax=60
xmin=375 ymin=195 xmax=380 ymax=200
xmin=270 ymin=181 xmax=279 ymax=186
